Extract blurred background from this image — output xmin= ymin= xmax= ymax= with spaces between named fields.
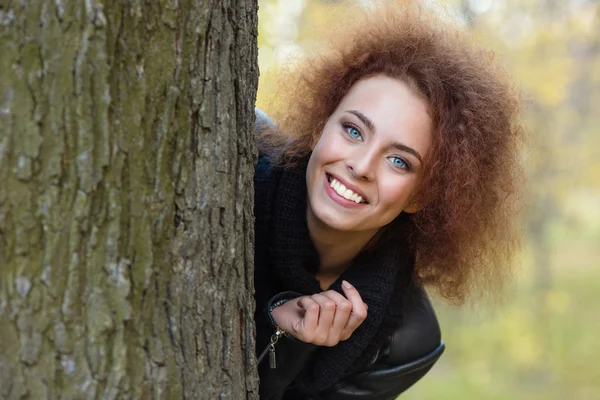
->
xmin=256 ymin=0 xmax=600 ymax=399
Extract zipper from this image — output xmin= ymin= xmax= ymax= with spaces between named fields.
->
xmin=257 ymin=326 xmax=285 ymax=369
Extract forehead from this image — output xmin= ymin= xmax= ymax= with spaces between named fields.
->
xmin=338 ymin=75 xmax=429 ymax=116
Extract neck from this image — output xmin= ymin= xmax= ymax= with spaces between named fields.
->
xmin=306 ymin=207 xmax=378 ymax=274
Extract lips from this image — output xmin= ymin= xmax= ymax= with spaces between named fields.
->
xmin=326 ymin=173 xmax=368 ymax=204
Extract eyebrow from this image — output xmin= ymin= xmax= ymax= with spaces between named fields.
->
xmin=345 ymin=109 xmax=424 ymax=164
xmin=347 ymin=110 xmax=375 ymax=132
xmin=391 ymin=141 xmax=423 ymax=164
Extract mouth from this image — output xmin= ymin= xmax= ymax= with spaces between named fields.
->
xmin=326 ymin=174 xmax=368 ymax=204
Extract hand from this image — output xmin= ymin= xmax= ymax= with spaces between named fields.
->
xmin=271 ymin=280 xmax=368 ymax=347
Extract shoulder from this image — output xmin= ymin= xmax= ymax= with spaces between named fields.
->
xmin=365 ymin=283 xmax=443 ymax=369
xmin=254 ymin=108 xmax=294 ymax=159
xmin=254 ymin=108 xmax=277 ymax=135
xmin=384 ymin=285 xmax=443 ymax=366
xmin=254 ymin=153 xmax=276 ymax=182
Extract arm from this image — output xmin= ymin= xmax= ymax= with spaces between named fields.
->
xmin=317 ymin=343 xmax=445 ymax=400
xmin=257 ymin=283 xmax=369 ymax=399
xmin=318 ymin=286 xmax=445 ymax=400
xmin=253 ymin=143 xmax=318 ymax=399
xmin=256 ymin=292 xmax=318 ymax=400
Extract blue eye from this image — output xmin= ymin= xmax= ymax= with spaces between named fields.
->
xmin=389 ymin=156 xmax=408 ymax=170
xmin=344 ymin=124 xmax=363 ymax=141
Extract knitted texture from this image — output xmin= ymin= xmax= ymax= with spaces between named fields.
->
xmin=254 ymin=155 xmax=415 ymax=396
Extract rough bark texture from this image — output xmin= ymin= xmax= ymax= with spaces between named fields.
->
xmin=0 ymin=1 xmax=259 ymax=399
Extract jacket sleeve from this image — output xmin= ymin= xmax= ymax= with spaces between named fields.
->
xmin=316 ymin=287 xmax=445 ymax=400
xmin=315 ymin=344 xmax=445 ymax=400
xmin=256 ymin=292 xmax=318 ymax=400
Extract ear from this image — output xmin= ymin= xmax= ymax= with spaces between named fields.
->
xmin=403 ymin=203 xmax=422 ymax=214
xmin=403 ymin=197 xmax=424 ymax=214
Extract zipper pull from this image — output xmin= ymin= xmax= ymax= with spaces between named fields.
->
xmin=268 ymin=327 xmax=285 ymax=369
xmin=258 ymin=327 xmax=285 ymax=369
xmin=268 ymin=343 xmax=277 ymax=368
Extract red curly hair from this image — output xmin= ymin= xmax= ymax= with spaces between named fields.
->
xmin=259 ymin=1 xmax=525 ymax=303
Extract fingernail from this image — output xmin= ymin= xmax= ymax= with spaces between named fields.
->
xmin=342 ymin=280 xmax=353 ymax=290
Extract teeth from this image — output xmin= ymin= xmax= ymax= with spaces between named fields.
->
xmin=329 ymin=177 xmax=365 ymax=204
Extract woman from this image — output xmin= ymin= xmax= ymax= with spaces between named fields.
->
xmin=254 ymin=3 xmax=524 ymax=399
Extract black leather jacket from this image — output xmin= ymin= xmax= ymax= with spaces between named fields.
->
xmin=254 ymin=109 xmax=445 ymax=399
xmin=256 ymin=287 xmax=444 ymax=400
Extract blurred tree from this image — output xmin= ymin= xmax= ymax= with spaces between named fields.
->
xmin=0 ymin=1 xmax=258 ymax=398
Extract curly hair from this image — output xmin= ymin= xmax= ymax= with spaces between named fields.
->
xmin=259 ymin=1 xmax=525 ymax=303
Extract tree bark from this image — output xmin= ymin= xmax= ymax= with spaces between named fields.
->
xmin=0 ymin=0 xmax=259 ymax=399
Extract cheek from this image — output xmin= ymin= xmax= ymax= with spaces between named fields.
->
xmin=378 ymin=178 xmax=416 ymax=210
xmin=311 ymin=133 xmax=346 ymax=165
xmin=314 ymin=130 xmax=338 ymax=150
xmin=306 ymin=156 xmax=319 ymax=191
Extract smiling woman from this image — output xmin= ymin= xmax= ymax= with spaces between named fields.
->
xmin=253 ymin=2 xmax=524 ymax=399
xmin=306 ymin=75 xmax=432 ymax=240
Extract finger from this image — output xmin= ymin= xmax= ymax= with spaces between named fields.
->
xmin=341 ymin=280 xmax=368 ymax=338
xmin=295 ymin=296 xmax=319 ymax=339
xmin=321 ymin=290 xmax=352 ymax=345
xmin=310 ymin=293 xmax=336 ymax=344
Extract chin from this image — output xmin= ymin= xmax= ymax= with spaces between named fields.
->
xmin=312 ymin=207 xmax=351 ymax=231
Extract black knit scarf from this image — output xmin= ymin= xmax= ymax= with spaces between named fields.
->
xmin=265 ymin=157 xmax=416 ymax=396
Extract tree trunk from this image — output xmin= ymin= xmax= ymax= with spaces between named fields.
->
xmin=0 ymin=1 xmax=259 ymax=399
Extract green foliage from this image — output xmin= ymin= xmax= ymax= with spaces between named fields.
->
xmin=404 ymin=238 xmax=600 ymax=399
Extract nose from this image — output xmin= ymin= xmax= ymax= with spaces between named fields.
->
xmin=347 ymin=148 xmax=376 ymax=181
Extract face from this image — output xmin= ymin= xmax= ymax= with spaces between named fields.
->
xmin=306 ymin=75 xmax=432 ymax=234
